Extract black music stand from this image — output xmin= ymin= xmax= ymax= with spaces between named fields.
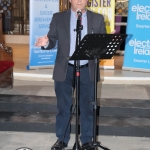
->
xmin=70 ymin=34 xmax=127 ymax=150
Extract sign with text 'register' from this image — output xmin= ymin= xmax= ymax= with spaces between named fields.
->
xmin=123 ymin=0 xmax=150 ymax=71
xmin=86 ymin=0 xmax=115 ymax=69
xmin=86 ymin=0 xmax=115 ymax=33
xmin=28 ymin=0 xmax=59 ymax=69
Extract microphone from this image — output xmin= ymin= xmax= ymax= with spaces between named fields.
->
xmin=76 ymin=9 xmax=82 ymax=18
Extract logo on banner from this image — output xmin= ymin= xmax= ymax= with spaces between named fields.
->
xmin=16 ymin=148 xmax=32 ymax=150
xmin=129 ymin=39 xmax=150 ymax=55
xmin=132 ymin=4 xmax=150 ymax=20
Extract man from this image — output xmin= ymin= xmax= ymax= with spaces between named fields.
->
xmin=35 ymin=0 xmax=106 ymax=149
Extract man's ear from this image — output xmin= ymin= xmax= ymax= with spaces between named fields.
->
xmin=69 ymin=0 xmax=71 ymax=3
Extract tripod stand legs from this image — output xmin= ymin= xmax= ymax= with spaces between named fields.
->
xmin=88 ymin=58 xmax=110 ymax=150
xmin=96 ymin=141 xmax=110 ymax=150
xmin=73 ymin=142 xmax=81 ymax=150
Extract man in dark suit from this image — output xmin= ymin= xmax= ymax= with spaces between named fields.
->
xmin=35 ymin=0 xmax=106 ymax=149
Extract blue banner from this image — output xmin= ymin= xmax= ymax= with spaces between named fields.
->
xmin=123 ymin=0 xmax=150 ymax=71
xmin=28 ymin=0 xmax=59 ymax=69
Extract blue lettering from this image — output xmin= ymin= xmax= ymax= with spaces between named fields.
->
xmin=39 ymin=24 xmax=49 ymax=28
xmin=34 ymin=17 xmax=51 ymax=22
xmin=40 ymin=11 xmax=53 ymax=15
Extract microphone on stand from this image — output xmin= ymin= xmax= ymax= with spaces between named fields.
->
xmin=75 ymin=9 xmax=83 ymax=32
xmin=76 ymin=9 xmax=82 ymax=18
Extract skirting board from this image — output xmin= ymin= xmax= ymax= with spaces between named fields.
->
xmin=4 ymin=35 xmax=29 ymax=44
xmin=100 ymin=66 xmax=115 ymax=69
xmin=122 ymin=67 xmax=150 ymax=72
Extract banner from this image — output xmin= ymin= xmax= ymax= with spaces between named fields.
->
xmin=87 ymin=0 xmax=115 ymax=33
xmin=123 ymin=0 xmax=150 ymax=71
xmin=87 ymin=0 xmax=115 ymax=69
xmin=28 ymin=0 xmax=59 ymax=69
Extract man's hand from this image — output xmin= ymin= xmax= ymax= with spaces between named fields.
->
xmin=35 ymin=35 xmax=48 ymax=47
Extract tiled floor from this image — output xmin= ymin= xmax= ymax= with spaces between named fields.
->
xmin=0 ymin=132 xmax=150 ymax=150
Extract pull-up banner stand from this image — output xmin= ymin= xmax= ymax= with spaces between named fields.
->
xmin=86 ymin=0 xmax=115 ymax=69
xmin=123 ymin=0 xmax=150 ymax=72
xmin=28 ymin=0 xmax=59 ymax=70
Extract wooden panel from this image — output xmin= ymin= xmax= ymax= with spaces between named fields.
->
xmin=0 ymin=68 xmax=13 ymax=89
xmin=0 ymin=45 xmax=13 ymax=61
xmin=0 ymin=14 xmax=13 ymax=89
xmin=0 ymin=15 xmax=13 ymax=61
xmin=0 ymin=14 xmax=3 ymax=43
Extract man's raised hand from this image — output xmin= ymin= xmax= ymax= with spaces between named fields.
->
xmin=35 ymin=35 xmax=48 ymax=47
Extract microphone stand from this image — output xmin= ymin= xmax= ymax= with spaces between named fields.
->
xmin=72 ymin=12 xmax=83 ymax=150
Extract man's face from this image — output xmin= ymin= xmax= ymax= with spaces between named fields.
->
xmin=69 ymin=0 xmax=88 ymax=13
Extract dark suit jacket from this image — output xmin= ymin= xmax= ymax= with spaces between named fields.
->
xmin=42 ymin=9 xmax=106 ymax=81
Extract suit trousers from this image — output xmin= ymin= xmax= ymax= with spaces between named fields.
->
xmin=54 ymin=64 xmax=94 ymax=144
